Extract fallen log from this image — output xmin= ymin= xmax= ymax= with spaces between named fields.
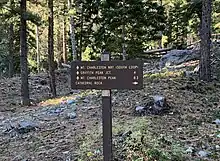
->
xmin=61 ymin=63 xmax=71 ymax=68
xmin=143 ymin=47 xmax=173 ymax=55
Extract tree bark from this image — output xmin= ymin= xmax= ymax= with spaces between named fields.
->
xmin=8 ymin=24 xmax=14 ymax=78
xmin=199 ymin=0 xmax=212 ymax=81
xmin=62 ymin=1 xmax=67 ymax=63
xmin=122 ymin=0 xmax=126 ymax=60
xmin=48 ymin=0 xmax=56 ymax=97
xmin=57 ymin=22 xmax=62 ymax=69
xmin=68 ymin=0 xmax=77 ymax=60
xmin=20 ymin=0 xmax=30 ymax=106
xmin=36 ymin=25 xmax=40 ymax=73
xmin=122 ymin=22 xmax=126 ymax=60
xmin=63 ymin=18 xmax=67 ymax=64
xmin=79 ymin=3 xmax=84 ymax=61
xmin=158 ymin=0 xmax=163 ymax=49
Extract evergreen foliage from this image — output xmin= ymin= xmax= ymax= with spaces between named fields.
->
xmin=0 ymin=0 xmax=219 ymax=75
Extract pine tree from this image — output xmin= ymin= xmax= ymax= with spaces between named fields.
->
xmin=199 ymin=0 xmax=212 ymax=81
xmin=20 ymin=0 xmax=30 ymax=105
xmin=8 ymin=24 xmax=14 ymax=77
xmin=95 ymin=0 xmax=166 ymax=58
xmin=48 ymin=0 xmax=56 ymax=97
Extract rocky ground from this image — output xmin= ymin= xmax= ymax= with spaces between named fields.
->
xmin=0 ymin=60 xmax=220 ymax=161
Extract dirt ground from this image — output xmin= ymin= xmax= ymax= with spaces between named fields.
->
xmin=0 ymin=65 xmax=220 ymax=161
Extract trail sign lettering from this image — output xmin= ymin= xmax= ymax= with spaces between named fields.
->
xmin=71 ymin=60 xmax=143 ymax=90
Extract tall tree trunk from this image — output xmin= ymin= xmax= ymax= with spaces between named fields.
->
xmin=62 ymin=1 xmax=67 ymax=63
xmin=8 ymin=24 xmax=14 ymax=78
xmin=48 ymin=0 xmax=56 ymax=97
xmin=79 ymin=3 xmax=84 ymax=61
xmin=199 ymin=0 xmax=212 ymax=81
xmin=57 ymin=22 xmax=62 ymax=69
xmin=158 ymin=0 xmax=163 ymax=49
xmin=36 ymin=25 xmax=40 ymax=73
xmin=122 ymin=0 xmax=126 ymax=60
xmin=20 ymin=0 xmax=30 ymax=106
xmin=63 ymin=18 xmax=67 ymax=63
xmin=122 ymin=24 xmax=126 ymax=60
xmin=68 ymin=0 xmax=77 ymax=60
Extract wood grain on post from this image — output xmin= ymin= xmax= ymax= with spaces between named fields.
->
xmin=101 ymin=51 xmax=112 ymax=161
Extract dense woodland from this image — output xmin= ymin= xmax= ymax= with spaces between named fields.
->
xmin=0 ymin=0 xmax=219 ymax=104
xmin=0 ymin=0 xmax=220 ymax=160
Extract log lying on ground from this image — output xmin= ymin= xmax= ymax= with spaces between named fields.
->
xmin=143 ymin=47 xmax=173 ymax=55
xmin=61 ymin=63 xmax=71 ymax=68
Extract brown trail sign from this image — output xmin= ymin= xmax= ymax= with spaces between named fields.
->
xmin=71 ymin=52 xmax=143 ymax=161
xmin=71 ymin=60 xmax=143 ymax=90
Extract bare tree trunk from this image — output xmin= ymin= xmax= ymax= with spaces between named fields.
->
xmin=158 ymin=0 xmax=162 ymax=49
xmin=20 ymin=0 xmax=30 ymax=106
xmin=57 ymin=22 xmax=62 ymax=69
xmin=79 ymin=3 xmax=84 ymax=61
xmin=122 ymin=0 xmax=126 ymax=60
xmin=122 ymin=24 xmax=126 ymax=60
xmin=68 ymin=0 xmax=77 ymax=60
xmin=8 ymin=24 xmax=14 ymax=78
xmin=199 ymin=0 xmax=212 ymax=81
xmin=63 ymin=18 xmax=67 ymax=63
xmin=36 ymin=25 xmax=40 ymax=73
xmin=62 ymin=1 xmax=67 ymax=63
xmin=48 ymin=0 xmax=56 ymax=97
xmin=158 ymin=31 xmax=162 ymax=49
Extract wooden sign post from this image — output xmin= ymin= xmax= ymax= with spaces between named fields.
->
xmin=101 ymin=51 xmax=112 ymax=161
xmin=71 ymin=52 xmax=143 ymax=161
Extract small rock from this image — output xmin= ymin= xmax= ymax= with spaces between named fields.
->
xmin=83 ymin=99 xmax=90 ymax=103
xmin=94 ymin=149 xmax=101 ymax=155
xmin=186 ymin=147 xmax=194 ymax=153
xmin=67 ymin=100 xmax=75 ymax=105
xmin=55 ymin=108 xmax=63 ymax=113
xmin=63 ymin=151 xmax=69 ymax=154
xmin=122 ymin=131 xmax=132 ymax=138
xmin=215 ymin=145 xmax=220 ymax=150
xmin=152 ymin=95 xmax=166 ymax=107
xmin=69 ymin=90 xmax=80 ymax=94
xmin=198 ymin=150 xmax=210 ymax=157
xmin=66 ymin=112 xmax=77 ymax=119
xmin=48 ymin=107 xmax=63 ymax=115
xmin=217 ymin=134 xmax=220 ymax=138
xmin=135 ymin=106 xmax=145 ymax=112
xmin=213 ymin=119 xmax=220 ymax=125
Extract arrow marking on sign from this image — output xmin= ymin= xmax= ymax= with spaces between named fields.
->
xmin=76 ymin=76 xmax=79 ymax=80
xmin=76 ymin=66 xmax=79 ymax=70
xmin=76 ymin=71 xmax=79 ymax=75
xmin=132 ymin=82 xmax=138 ymax=85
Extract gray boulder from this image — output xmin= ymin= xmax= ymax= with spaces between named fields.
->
xmin=16 ymin=120 xmax=39 ymax=134
xmin=65 ymin=112 xmax=77 ymax=120
xmin=159 ymin=49 xmax=200 ymax=69
xmin=4 ymin=120 xmax=39 ymax=135
xmin=135 ymin=95 xmax=170 ymax=115
xmin=198 ymin=150 xmax=210 ymax=158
